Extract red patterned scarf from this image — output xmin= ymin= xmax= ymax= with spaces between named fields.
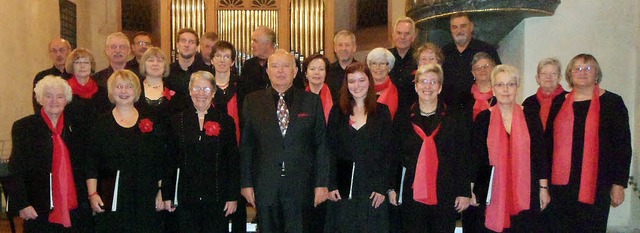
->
xmin=374 ymin=77 xmax=399 ymax=120
xmin=552 ymin=85 xmax=600 ymax=204
xmin=67 ymin=76 xmax=98 ymax=99
xmin=535 ymin=85 xmax=565 ymax=130
xmin=306 ymin=84 xmax=333 ymax=123
xmin=471 ymin=84 xmax=493 ymax=121
xmin=411 ymin=123 xmax=441 ymax=205
xmin=227 ymin=93 xmax=241 ymax=146
xmin=41 ymin=109 xmax=78 ymax=227
xmin=485 ymin=105 xmax=531 ymax=232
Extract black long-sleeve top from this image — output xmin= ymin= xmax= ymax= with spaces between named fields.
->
xmin=398 ymin=101 xmax=471 ymax=205
xmin=471 ymin=107 xmax=549 ymax=209
xmin=164 ymin=105 xmax=240 ymax=203
xmin=327 ymin=103 xmax=393 ymax=196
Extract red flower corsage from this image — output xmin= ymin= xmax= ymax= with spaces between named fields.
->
xmin=203 ymin=121 xmax=221 ymax=136
xmin=162 ymin=87 xmax=176 ymax=101
xmin=139 ymin=118 xmax=154 ymax=133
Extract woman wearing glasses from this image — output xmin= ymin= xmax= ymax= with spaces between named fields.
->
xmin=163 ymin=71 xmax=240 ymax=232
xmin=546 ymin=54 xmax=631 ymax=232
xmin=471 ymin=65 xmax=549 ymax=232
xmin=396 ymin=64 xmax=471 ymax=232
xmin=366 ymin=48 xmax=399 ymax=119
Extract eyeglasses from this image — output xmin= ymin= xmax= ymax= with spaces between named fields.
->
xmin=419 ymin=56 xmax=437 ymax=63
xmin=416 ymin=79 xmax=439 ymax=86
xmin=494 ymin=82 xmax=518 ymax=89
xmin=472 ymin=63 xmax=493 ymax=71
xmin=179 ymin=39 xmax=197 ymax=45
xmin=191 ymin=86 xmax=212 ymax=93
xmin=136 ymin=41 xmax=152 ymax=46
xmin=73 ymin=61 xmax=91 ymax=65
xmin=115 ymin=84 xmax=133 ymax=90
xmin=571 ymin=65 xmax=595 ymax=73
xmin=214 ymin=54 xmax=232 ymax=61
xmin=369 ymin=62 xmax=388 ymax=68
xmin=539 ymin=72 xmax=559 ymax=77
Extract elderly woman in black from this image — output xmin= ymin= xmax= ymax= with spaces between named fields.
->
xmin=86 ymin=70 xmax=167 ymax=232
xmin=472 ymin=65 xmax=549 ymax=232
xmin=547 ymin=54 xmax=631 ymax=232
xmin=325 ymin=62 xmax=392 ymax=233
xmin=8 ymin=75 xmax=88 ymax=232
xmin=395 ymin=64 xmax=471 ymax=232
xmin=163 ymin=71 xmax=239 ymax=232
xmin=522 ymin=58 xmax=566 ymax=132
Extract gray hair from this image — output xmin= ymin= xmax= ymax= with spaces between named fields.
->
xmin=34 ymin=75 xmax=73 ymax=104
xmin=366 ymin=47 xmax=396 ymax=70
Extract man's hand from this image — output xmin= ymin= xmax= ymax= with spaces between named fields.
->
xmin=19 ymin=206 xmax=38 ymax=220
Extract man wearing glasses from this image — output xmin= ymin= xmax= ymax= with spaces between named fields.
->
xmin=126 ymin=31 xmax=153 ymax=73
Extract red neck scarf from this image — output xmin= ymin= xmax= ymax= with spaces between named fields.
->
xmin=306 ymin=84 xmax=333 ymax=124
xmin=535 ymin=85 xmax=565 ymax=130
xmin=411 ymin=123 xmax=441 ymax=205
xmin=552 ymin=85 xmax=600 ymax=204
xmin=41 ymin=109 xmax=78 ymax=227
xmin=374 ymin=77 xmax=399 ymax=120
xmin=227 ymin=93 xmax=241 ymax=146
xmin=485 ymin=105 xmax=531 ymax=232
xmin=67 ymin=76 xmax=98 ymax=99
xmin=471 ymin=84 xmax=493 ymax=121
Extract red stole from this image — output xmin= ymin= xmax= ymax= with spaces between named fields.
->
xmin=485 ymin=105 xmax=531 ymax=232
xmin=41 ymin=109 xmax=78 ymax=227
xmin=535 ymin=85 xmax=565 ymax=130
xmin=374 ymin=77 xmax=399 ymax=120
xmin=67 ymin=76 xmax=98 ymax=99
xmin=411 ymin=123 xmax=441 ymax=205
xmin=306 ymin=84 xmax=333 ymax=124
xmin=471 ymin=84 xmax=493 ymax=121
xmin=552 ymin=85 xmax=600 ymax=204
xmin=227 ymin=93 xmax=241 ymax=146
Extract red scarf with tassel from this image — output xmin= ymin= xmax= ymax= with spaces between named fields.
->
xmin=411 ymin=123 xmax=441 ymax=205
xmin=471 ymin=84 xmax=493 ymax=121
xmin=374 ymin=77 xmax=399 ymax=120
xmin=535 ymin=85 xmax=565 ymax=130
xmin=41 ymin=109 xmax=78 ymax=227
xmin=306 ymin=83 xmax=333 ymax=124
xmin=226 ymin=93 xmax=241 ymax=146
xmin=552 ymin=85 xmax=600 ymax=204
xmin=485 ymin=105 xmax=531 ymax=232
xmin=67 ymin=76 xmax=98 ymax=99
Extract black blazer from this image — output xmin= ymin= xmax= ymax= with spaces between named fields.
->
xmin=398 ymin=101 xmax=472 ymax=206
xmin=8 ymin=113 xmax=80 ymax=214
xmin=240 ymin=87 xmax=330 ymax=205
xmin=164 ymin=106 xmax=240 ymax=203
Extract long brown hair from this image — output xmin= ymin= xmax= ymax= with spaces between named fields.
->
xmin=339 ymin=62 xmax=377 ymax=115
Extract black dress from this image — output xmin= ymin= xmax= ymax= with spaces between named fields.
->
xmin=86 ymin=111 xmax=168 ymax=233
xmin=164 ymin=105 xmax=240 ymax=233
xmin=472 ymin=107 xmax=549 ymax=233
xmin=546 ymin=91 xmax=632 ymax=233
xmin=397 ymin=101 xmax=471 ymax=233
xmin=325 ymin=103 xmax=393 ymax=233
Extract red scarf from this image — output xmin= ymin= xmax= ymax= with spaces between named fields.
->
xmin=374 ymin=77 xmax=399 ymax=120
xmin=552 ymin=85 xmax=600 ymax=204
xmin=485 ymin=105 xmax=531 ymax=232
xmin=227 ymin=93 xmax=241 ymax=146
xmin=471 ymin=84 xmax=493 ymax=121
xmin=306 ymin=84 xmax=333 ymax=124
xmin=411 ymin=123 xmax=441 ymax=205
xmin=67 ymin=76 xmax=98 ymax=99
xmin=41 ymin=109 xmax=78 ymax=227
xmin=535 ymin=85 xmax=565 ymax=130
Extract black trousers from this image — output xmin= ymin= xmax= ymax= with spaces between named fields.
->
xmin=255 ymin=180 xmax=314 ymax=233
xmin=229 ymin=197 xmax=248 ymax=232
xmin=177 ymin=200 xmax=228 ymax=233
xmin=400 ymin=199 xmax=457 ymax=233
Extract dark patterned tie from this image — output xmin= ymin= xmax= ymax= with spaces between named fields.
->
xmin=277 ymin=93 xmax=289 ymax=136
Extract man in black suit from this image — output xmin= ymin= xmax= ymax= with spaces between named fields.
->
xmin=32 ymin=38 xmax=72 ymax=113
xmin=240 ymin=49 xmax=330 ymax=233
xmin=93 ymin=32 xmax=136 ymax=88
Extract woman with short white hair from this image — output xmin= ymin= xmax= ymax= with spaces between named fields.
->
xmin=366 ymin=47 xmax=399 ymax=119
